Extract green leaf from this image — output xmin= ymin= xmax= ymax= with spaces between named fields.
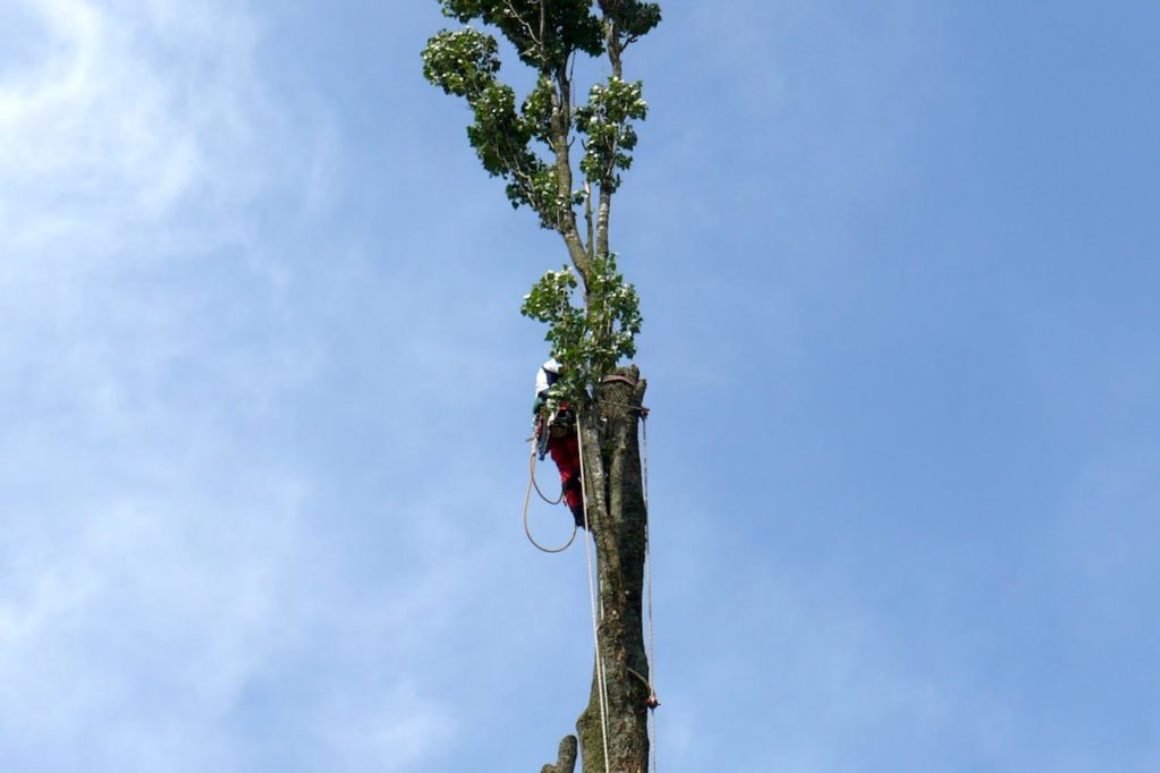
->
xmin=520 ymin=255 xmax=643 ymax=405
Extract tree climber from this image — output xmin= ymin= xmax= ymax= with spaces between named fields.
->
xmin=533 ymin=359 xmax=586 ymax=529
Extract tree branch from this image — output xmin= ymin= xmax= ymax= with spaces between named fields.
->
xmin=584 ymin=180 xmax=595 ymax=260
xmin=594 ymin=11 xmax=625 ymax=261
xmin=541 ymin=735 xmax=578 ymax=773
xmin=502 ymin=0 xmax=541 ymax=53
xmin=547 ymin=66 xmax=594 ymax=284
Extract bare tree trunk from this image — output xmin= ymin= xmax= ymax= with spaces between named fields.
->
xmin=574 ymin=366 xmax=651 ymax=773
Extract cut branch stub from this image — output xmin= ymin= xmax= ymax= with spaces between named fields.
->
xmin=541 ymin=734 xmax=578 ymax=773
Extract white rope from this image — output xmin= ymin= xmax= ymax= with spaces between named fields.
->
xmin=577 ymin=414 xmax=612 ymax=773
xmin=529 ymin=413 xmax=565 ymax=505
xmin=529 ymin=399 xmax=651 ymax=770
xmin=523 ymin=442 xmax=578 ymax=554
xmin=641 ymin=415 xmax=657 ymax=773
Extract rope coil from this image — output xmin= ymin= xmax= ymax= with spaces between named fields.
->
xmin=522 ymin=443 xmax=578 ymax=553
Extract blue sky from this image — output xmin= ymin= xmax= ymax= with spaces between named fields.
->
xmin=2 ymin=1 xmax=1158 ymax=771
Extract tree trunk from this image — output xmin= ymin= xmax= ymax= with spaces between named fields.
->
xmin=574 ymin=366 xmax=650 ymax=773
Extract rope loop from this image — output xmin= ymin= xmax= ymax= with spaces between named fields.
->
xmin=521 ymin=393 xmax=656 ymax=771
xmin=522 ymin=443 xmax=578 ymax=553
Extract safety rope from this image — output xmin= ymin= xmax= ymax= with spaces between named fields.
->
xmin=641 ymin=413 xmax=659 ymax=773
xmin=522 ymin=442 xmax=578 ymax=553
xmin=576 ymin=415 xmax=612 ymax=773
xmin=532 ymin=453 xmax=565 ymax=505
xmin=526 ymin=393 xmax=656 ymax=772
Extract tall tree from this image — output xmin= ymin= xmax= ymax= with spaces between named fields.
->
xmin=422 ymin=2 xmax=661 ymax=771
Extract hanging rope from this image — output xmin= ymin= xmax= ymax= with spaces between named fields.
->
xmin=641 ymin=413 xmax=659 ymax=773
xmin=522 ymin=442 xmax=578 ymax=554
xmin=576 ymin=414 xmax=612 ymax=773
xmin=528 ymin=433 xmax=565 ymax=505
xmin=524 ymin=389 xmax=656 ymax=771
xmin=596 ymin=389 xmax=660 ymax=769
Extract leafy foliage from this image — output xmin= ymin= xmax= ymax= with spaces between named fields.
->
xmin=423 ymin=1 xmax=658 ymax=400
xmin=422 ymin=3 xmax=657 ymax=220
xmin=439 ymin=0 xmax=603 ymax=70
xmin=422 ymin=29 xmax=557 ymax=224
xmin=521 ymin=255 xmax=641 ymax=404
xmin=420 ymin=28 xmax=500 ymax=99
xmin=575 ymin=77 xmax=648 ymax=192
xmin=600 ymin=0 xmax=662 ymax=44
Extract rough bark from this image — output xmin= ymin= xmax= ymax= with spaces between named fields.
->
xmin=541 ymin=735 xmax=578 ymax=773
xmin=547 ymin=68 xmax=594 ymax=283
xmin=574 ymin=366 xmax=650 ymax=773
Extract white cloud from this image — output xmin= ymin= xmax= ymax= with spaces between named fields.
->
xmin=0 ymin=0 xmax=313 ymax=435
xmin=0 ymin=446 xmax=469 ymax=771
xmin=0 ymin=477 xmax=306 ymax=767
xmin=0 ymin=0 xmax=273 ymax=262
xmin=0 ymin=3 xmax=460 ymax=771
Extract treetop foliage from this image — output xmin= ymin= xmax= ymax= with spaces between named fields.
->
xmin=422 ymin=0 xmax=660 ymax=404
xmin=575 ymin=77 xmax=647 ymax=194
xmin=439 ymin=0 xmax=604 ymax=70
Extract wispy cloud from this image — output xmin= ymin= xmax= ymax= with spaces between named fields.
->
xmin=0 ymin=3 xmax=460 ymax=771
xmin=0 ymin=0 xmax=276 ymax=254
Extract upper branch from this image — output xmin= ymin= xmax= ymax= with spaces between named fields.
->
xmin=546 ymin=64 xmax=594 ymax=282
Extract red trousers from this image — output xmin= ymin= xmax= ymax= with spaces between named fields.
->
xmin=548 ymin=430 xmax=585 ymax=527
